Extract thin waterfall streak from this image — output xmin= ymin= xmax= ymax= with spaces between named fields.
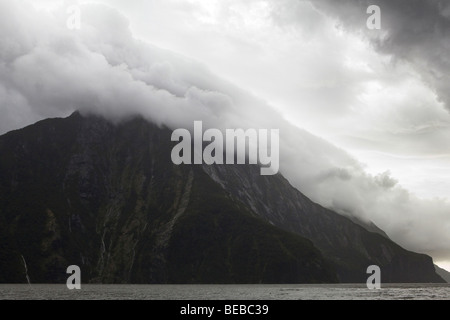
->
xmin=21 ymin=255 xmax=31 ymax=286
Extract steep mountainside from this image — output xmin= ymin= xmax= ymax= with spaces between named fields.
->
xmin=435 ymin=265 xmax=450 ymax=283
xmin=0 ymin=112 xmax=335 ymax=284
xmin=0 ymin=112 xmax=443 ymax=283
xmin=203 ymin=163 xmax=443 ymax=283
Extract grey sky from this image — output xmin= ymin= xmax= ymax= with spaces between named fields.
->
xmin=1 ymin=0 xmax=450 ymax=270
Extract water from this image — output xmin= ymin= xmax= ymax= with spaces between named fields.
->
xmin=0 ymin=283 xmax=449 ymax=300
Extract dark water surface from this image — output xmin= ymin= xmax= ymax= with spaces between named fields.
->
xmin=1 ymin=283 xmax=449 ymax=300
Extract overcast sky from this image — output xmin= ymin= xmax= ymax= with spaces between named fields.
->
xmin=1 ymin=0 xmax=450 ymax=271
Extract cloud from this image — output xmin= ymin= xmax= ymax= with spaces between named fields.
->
xmin=1 ymin=0 xmax=450 ymax=264
xmin=311 ymin=0 xmax=450 ymax=112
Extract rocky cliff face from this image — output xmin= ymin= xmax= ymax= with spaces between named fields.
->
xmin=203 ymin=165 xmax=443 ymax=282
xmin=0 ymin=112 xmax=443 ymax=283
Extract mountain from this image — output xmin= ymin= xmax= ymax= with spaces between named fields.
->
xmin=0 ymin=112 xmax=444 ymax=284
xmin=202 ymin=165 xmax=443 ymax=283
xmin=435 ymin=265 xmax=450 ymax=283
xmin=0 ymin=112 xmax=335 ymax=284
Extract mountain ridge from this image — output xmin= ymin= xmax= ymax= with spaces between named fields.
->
xmin=0 ymin=112 xmax=444 ymax=283
xmin=435 ymin=265 xmax=450 ymax=283
xmin=202 ymin=164 xmax=442 ymax=282
xmin=0 ymin=112 xmax=335 ymax=283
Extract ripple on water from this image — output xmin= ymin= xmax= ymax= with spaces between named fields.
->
xmin=0 ymin=284 xmax=449 ymax=300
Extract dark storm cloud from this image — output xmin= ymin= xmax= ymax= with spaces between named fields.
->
xmin=311 ymin=0 xmax=450 ymax=110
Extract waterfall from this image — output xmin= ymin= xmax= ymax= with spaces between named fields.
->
xmin=21 ymin=255 xmax=31 ymax=286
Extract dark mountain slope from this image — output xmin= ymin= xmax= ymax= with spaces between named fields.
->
xmin=0 ymin=112 xmax=443 ymax=283
xmin=0 ymin=112 xmax=336 ymax=284
xmin=203 ymin=163 xmax=443 ymax=283
xmin=435 ymin=265 xmax=450 ymax=283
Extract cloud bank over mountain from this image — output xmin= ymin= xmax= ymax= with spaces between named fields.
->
xmin=0 ymin=0 xmax=449 ymax=265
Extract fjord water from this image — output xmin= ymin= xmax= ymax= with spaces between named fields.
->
xmin=1 ymin=284 xmax=449 ymax=300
